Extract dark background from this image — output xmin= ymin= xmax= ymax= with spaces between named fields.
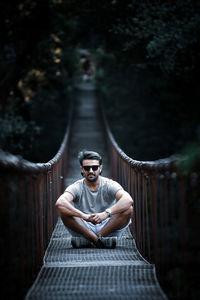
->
xmin=1 ymin=1 xmax=200 ymax=299
xmin=1 ymin=0 xmax=200 ymax=166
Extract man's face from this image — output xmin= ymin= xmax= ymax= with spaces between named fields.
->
xmin=81 ymin=159 xmax=102 ymax=182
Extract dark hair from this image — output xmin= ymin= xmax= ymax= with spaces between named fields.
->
xmin=78 ymin=150 xmax=102 ymax=165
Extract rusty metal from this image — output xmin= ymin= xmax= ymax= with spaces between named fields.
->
xmin=99 ymin=94 xmax=198 ymax=295
xmin=0 ymin=102 xmax=73 ymax=299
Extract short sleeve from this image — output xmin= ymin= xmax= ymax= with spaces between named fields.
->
xmin=106 ymin=179 xmax=123 ymax=199
xmin=64 ymin=181 xmax=82 ymax=200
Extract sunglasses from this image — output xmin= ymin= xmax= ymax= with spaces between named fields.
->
xmin=82 ymin=165 xmax=100 ymax=171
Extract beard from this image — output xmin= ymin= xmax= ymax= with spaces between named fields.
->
xmin=86 ymin=173 xmax=99 ymax=182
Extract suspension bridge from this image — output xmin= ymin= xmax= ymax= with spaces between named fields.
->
xmin=0 ymin=82 xmax=197 ymax=299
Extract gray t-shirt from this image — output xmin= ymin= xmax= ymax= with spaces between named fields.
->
xmin=64 ymin=176 xmax=123 ymax=214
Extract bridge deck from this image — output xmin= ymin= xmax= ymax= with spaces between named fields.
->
xmin=25 ymin=83 xmax=168 ymax=299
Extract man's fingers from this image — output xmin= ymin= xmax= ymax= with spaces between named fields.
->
xmin=87 ymin=213 xmax=103 ymax=224
xmin=88 ymin=215 xmax=95 ymax=221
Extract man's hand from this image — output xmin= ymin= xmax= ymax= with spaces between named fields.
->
xmin=88 ymin=212 xmax=108 ymax=224
xmin=81 ymin=213 xmax=93 ymax=222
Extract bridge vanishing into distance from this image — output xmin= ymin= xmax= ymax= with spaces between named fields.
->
xmin=0 ymin=82 xmax=198 ymax=300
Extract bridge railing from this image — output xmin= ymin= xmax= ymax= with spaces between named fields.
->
xmin=0 ymin=102 xmax=73 ymax=299
xmin=100 ymin=95 xmax=199 ymax=299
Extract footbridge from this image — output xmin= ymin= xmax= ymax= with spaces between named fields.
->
xmin=0 ymin=83 xmax=197 ymax=300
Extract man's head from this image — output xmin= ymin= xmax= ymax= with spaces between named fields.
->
xmin=78 ymin=150 xmax=102 ymax=182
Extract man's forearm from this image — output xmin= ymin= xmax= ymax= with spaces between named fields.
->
xmin=108 ymin=196 xmax=133 ymax=215
xmin=56 ymin=196 xmax=84 ymax=218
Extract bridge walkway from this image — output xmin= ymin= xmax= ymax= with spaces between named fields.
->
xmin=25 ymin=82 xmax=168 ymax=299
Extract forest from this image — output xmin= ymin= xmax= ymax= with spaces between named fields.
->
xmin=1 ymin=0 xmax=200 ymax=169
xmin=1 ymin=1 xmax=200 ymax=300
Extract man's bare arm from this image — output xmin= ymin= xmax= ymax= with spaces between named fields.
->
xmin=55 ymin=192 xmax=91 ymax=221
xmin=109 ymin=189 xmax=133 ymax=215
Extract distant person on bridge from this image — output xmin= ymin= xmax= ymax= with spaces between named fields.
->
xmin=80 ymin=56 xmax=95 ymax=81
xmin=56 ymin=150 xmax=133 ymax=249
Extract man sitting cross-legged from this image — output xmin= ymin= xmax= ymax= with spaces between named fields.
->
xmin=56 ymin=150 xmax=133 ymax=248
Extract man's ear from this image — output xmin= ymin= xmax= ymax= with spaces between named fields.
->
xmin=100 ymin=165 xmax=103 ymax=175
xmin=80 ymin=166 xmax=84 ymax=177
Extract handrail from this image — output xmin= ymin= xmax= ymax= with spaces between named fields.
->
xmin=0 ymin=112 xmax=71 ymax=174
xmin=104 ymin=111 xmax=179 ymax=172
xmin=0 ymin=99 xmax=73 ymax=300
xmin=99 ymin=92 xmax=198 ymax=299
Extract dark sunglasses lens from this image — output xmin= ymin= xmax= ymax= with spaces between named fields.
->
xmin=83 ymin=166 xmax=90 ymax=171
xmin=92 ymin=166 xmax=99 ymax=171
xmin=83 ymin=165 xmax=99 ymax=171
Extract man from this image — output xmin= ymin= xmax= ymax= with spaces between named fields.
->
xmin=56 ymin=150 xmax=133 ymax=248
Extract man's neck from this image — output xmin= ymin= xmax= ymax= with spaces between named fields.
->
xmin=85 ymin=176 xmax=100 ymax=191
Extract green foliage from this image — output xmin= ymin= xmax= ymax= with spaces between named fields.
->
xmin=110 ymin=1 xmax=200 ymax=82
xmin=93 ymin=1 xmax=200 ymax=162
xmin=0 ymin=105 xmax=41 ymax=156
xmin=95 ymin=50 xmax=199 ymax=161
xmin=0 ymin=0 xmax=80 ymax=161
xmin=178 ymin=141 xmax=200 ymax=172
